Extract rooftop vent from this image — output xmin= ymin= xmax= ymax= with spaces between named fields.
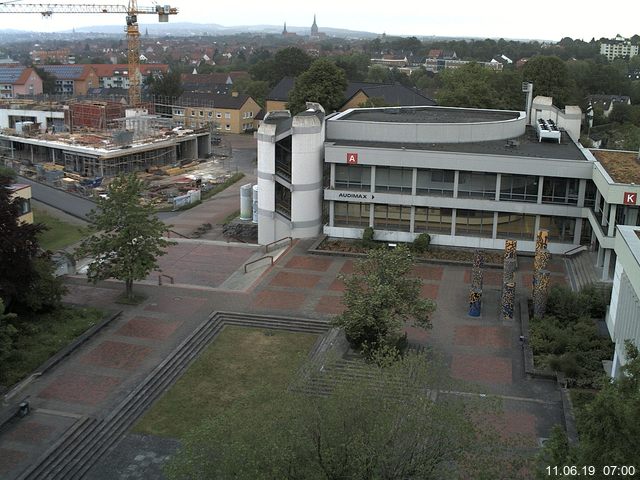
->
xmin=535 ymin=118 xmax=561 ymax=144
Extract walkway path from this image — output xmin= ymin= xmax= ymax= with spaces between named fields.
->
xmin=0 ymin=239 xmax=569 ymax=479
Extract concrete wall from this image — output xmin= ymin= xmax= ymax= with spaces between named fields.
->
xmin=0 ymin=109 xmax=65 ymax=132
xmin=531 ymin=96 xmax=582 ymax=142
xmin=257 ymin=121 xmax=278 ymax=245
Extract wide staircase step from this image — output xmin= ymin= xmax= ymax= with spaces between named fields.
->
xmin=17 ymin=312 xmax=330 ymax=480
xmin=566 ymin=251 xmax=607 ymax=292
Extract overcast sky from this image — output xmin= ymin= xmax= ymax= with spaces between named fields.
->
xmin=1 ymin=0 xmax=638 ymax=41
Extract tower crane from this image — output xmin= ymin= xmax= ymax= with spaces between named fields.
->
xmin=0 ymin=2 xmax=178 ymax=106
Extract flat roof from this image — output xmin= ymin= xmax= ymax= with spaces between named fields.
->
xmin=329 ymin=126 xmax=587 ymax=161
xmin=590 ymin=149 xmax=640 ymax=185
xmin=337 ymin=106 xmax=521 ymax=124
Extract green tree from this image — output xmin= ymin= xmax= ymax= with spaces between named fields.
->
xmin=437 ymin=62 xmax=502 ymax=109
xmin=333 ymin=245 xmax=436 ymax=356
xmin=536 ymin=341 xmax=640 ymax=478
xmin=0 ymin=298 xmax=17 ymax=367
xmin=366 ymin=64 xmax=392 ymax=83
xmin=166 ymin=352 xmax=521 ymax=480
xmin=33 ymin=67 xmax=57 ymax=95
xmin=148 ymin=70 xmax=183 ymax=101
xmin=232 ymin=77 xmax=270 ymax=107
xmin=250 ymin=47 xmax=312 ymax=86
xmin=78 ymin=174 xmax=173 ymax=300
xmin=334 ymin=53 xmax=371 ymax=82
xmin=522 ymin=56 xmax=573 ymax=107
xmin=287 ymin=58 xmax=348 ymax=114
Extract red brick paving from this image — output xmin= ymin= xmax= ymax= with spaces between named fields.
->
xmin=340 ymin=260 xmax=354 ymax=274
xmin=403 ymin=325 xmax=430 ymax=344
xmin=411 ymin=265 xmax=444 ymax=281
xmin=451 ymin=353 xmax=512 ymax=385
xmin=38 ymin=373 xmax=121 ymax=405
xmin=421 ymin=283 xmax=439 ymax=299
xmin=454 ymin=325 xmax=512 ymax=349
xmin=285 ymin=256 xmax=332 ymax=272
xmin=270 ymin=271 xmax=321 ymax=289
xmin=329 ymin=278 xmax=345 ymax=292
xmin=4 ymin=421 xmax=54 ymax=444
xmin=144 ymin=296 xmax=207 ymax=315
xmin=314 ymin=295 xmax=345 ymax=315
xmin=116 ymin=317 xmax=183 ymax=341
xmin=463 ymin=269 xmax=504 ymax=286
xmin=476 ymin=411 xmax=538 ymax=444
xmin=252 ymin=290 xmax=307 ymax=311
xmin=0 ymin=448 xmax=27 ymax=474
xmin=81 ymin=341 xmax=153 ymax=370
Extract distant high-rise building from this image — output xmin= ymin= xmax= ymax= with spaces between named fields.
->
xmin=600 ymin=36 xmax=639 ymax=61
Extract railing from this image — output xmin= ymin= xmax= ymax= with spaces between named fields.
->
xmin=165 ymin=229 xmax=189 ymax=239
xmin=244 ymin=255 xmax=273 ymax=273
xmin=563 ymin=244 xmax=588 ymax=257
xmin=158 ymin=274 xmax=174 ymax=286
xmin=264 ymin=236 xmax=292 ymax=253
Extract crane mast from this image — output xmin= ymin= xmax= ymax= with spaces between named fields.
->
xmin=0 ymin=2 xmax=178 ymax=107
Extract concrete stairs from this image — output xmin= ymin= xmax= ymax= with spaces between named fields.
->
xmin=565 ymin=251 xmax=604 ymax=292
xmin=17 ymin=312 xmax=329 ymax=480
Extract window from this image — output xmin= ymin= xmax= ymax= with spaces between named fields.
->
xmin=375 ymin=167 xmax=412 ymax=193
xmin=542 ymin=177 xmax=579 ymax=205
xmin=584 ymin=180 xmax=597 ymax=208
xmin=275 ymin=182 xmax=291 ymax=220
xmin=15 ymin=197 xmax=31 ymax=216
xmin=191 ymin=111 xmax=196 ymax=116
xmin=416 ymin=169 xmax=454 ymax=197
xmin=334 ymin=202 xmax=370 ymax=227
xmin=414 ymin=207 xmax=452 ymax=233
xmin=199 ymin=110 xmax=204 ymax=117
xmin=216 ymin=112 xmax=222 ymax=119
xmin=225 ymin=112 xmax=231 ymax=119
xmin=374 ymin=204 xmax=411 ymax=231
xmin=500 ymin=175 xmax=539 ymax=203
xmin=455 ymin=209 xmax=494 ymax=237
xmin=208 ymin=111 xmax=213 ymax=118
xmin=496 ymin=213 xmax=536 ymax=240
xmin=539 ymin=216 xmax=576 ymax=242
xmin=457 ymin=172 xmax=496 ymax=199
xmin=335 ymin=165 xmax=371 ymax=190
xmin=225 ymin=124 xmax=231 ymax=131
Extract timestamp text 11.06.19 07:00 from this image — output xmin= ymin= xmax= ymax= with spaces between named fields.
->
xmin=546 ymin=466 xmax=637 ymax=476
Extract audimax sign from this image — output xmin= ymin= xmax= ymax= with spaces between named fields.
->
xmin=337 ymin=192 xmax=374 ymax=201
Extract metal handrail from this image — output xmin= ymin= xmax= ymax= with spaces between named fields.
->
xmin=264 ymin=236 xmax=292 ymax=253
xmin=158 ymin=274 xmax=174 ymax=285
xmin=165 ymin=229 xmax=189 ymax=239
xmin=563 ymin=244 xmax=587 ymax=257
xmin=244 ymin=255 xmax=273 ymax=273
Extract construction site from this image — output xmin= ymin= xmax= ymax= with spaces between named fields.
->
xmin=0 ymin=97 xmax=244 ymax=208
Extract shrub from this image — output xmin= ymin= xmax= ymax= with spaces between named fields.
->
xmin=412 ymin=233 xmax=431 ymax=254
xmin=361 ymin=226 xmax=376 ymax=248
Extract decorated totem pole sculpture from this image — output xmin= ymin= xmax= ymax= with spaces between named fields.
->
xmin=501 ymin=239 xmax=518 ymax=320
xmin=468 ymin=249 xmax=485 ymax=317
xmin=532 ymin=229 xmax=551 ymax=318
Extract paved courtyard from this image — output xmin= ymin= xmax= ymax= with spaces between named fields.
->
xmin=0 ymin=239 xmax=568 ymax=479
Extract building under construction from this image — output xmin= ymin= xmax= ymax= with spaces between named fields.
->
xmin=0 ymin=99 xmax=211 ymax=178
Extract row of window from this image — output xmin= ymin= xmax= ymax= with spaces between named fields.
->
xmin=334 ymin=165 xmax=582 ymax=206
xmin=333 ymin=202 xmax=576 ymax=242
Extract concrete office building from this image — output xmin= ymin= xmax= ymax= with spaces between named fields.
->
xmin=607 ymin=225 xmax=640 ymax=377
xmin=256 ymin=99 xmax=640 ymax=281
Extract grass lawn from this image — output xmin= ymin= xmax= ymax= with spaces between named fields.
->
xmin=33 ymin=207 xmax=88 ymax=251
xmin=133 ymin=326 xmax=317 ymax=439
xmin=1 ymin=306 xmax=104 ymax=388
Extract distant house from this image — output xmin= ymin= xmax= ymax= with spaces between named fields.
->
xmin=8 ymin=183 xmax=33 ymax=224
xmin=89 ymin=63 xmax=168 ymax=89
xmin=587 ymin=94 xmax=632 ymax=117
xmin=180 ymin=72 xmax=249 ymax=94
xmin=172 ymin=91 xmax=261 ymax=134
xmin=264 ymin=77 xmax=436 ymax=113
xmin=0 ymin=67 xmax=43 ymax=98
xmin=600 ymin=36 xmax=639 ymax=61
xmin=40 ymin=65 xmax=98 ymax=95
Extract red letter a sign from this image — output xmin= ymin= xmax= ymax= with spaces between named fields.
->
xmin=346 ymin=153 xmax=358 ymax=165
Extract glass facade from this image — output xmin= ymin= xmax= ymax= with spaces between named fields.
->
xmin=542 ymin=177 xmax=579 ymax=205
xmin=275 ymin=182 xmax=291 ymax=219
xmin=496 ymin=213 xmax=536 ymax=239
xmin=539 ymin=216 xmax=576 ymax=242
xmin=335 ymin=165 xmax=371 ymax=190
xmin=500 ymin=174 xmax=539 ymax=203
xmin=414 ymin=207 xmax=453 ymax=233
xmin=455 ymin=209 xmax=494 ymax=237
xmin=374 ymin=204 xmax=411 ymax=231
xmin=334 ymin=202 xmax=370 ymax=227
xmin=375 ymin=167 xmax=413 ymax=193
xmin=416 ymin=169 xmax=454 ymax=197
xmin=457 ymin=172 xmax=497 ymax=199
